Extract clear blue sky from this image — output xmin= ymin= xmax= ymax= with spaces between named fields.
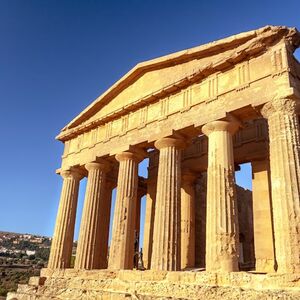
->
xmin=0 ymin=0 xmax=299 ymax=241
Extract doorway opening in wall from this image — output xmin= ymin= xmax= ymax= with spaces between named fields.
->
xmin=235 ymin=163 xmax=255 ymax=271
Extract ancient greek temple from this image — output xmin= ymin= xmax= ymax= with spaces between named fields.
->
xmin=9 ymin=25 xmax=300 ymax=300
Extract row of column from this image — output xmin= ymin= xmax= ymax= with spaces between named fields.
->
xmin=48 ymin=97 xmax=300 ymax=273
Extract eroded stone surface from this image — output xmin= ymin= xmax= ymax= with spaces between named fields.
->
xmin=10 ymin=25 xmax=300 ymax=299
xmin=7 ymin=270 xmax=300 ymax=300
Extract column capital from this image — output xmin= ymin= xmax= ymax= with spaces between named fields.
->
xmin=85 ymin=160 xmax=111 ymax=173
xmin=60 ymin=168 xmax=84 ymax=180
xmin=202 ymin=120 xmax=239 ymax=136
xmin=115 ymin=148 xmax=146 ymax=163
xmin=154 ymin=137 xmax=186 ymax=150
xmin=261 ymin=98 xmax=299 ymax=119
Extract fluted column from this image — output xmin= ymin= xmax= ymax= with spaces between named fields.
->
xmin=202 ymin=120 xmax=240 ymax=272
xmin=99 ymin=180 xmax=115 ymax=268
xmin=251 ymin=159 xmax=275 ymax=272
xmin=195 ymin=174 xmax=207 ymax=268
xmin=133 ymin=189 xmax=145 ymax=269
xmin=135 ymin=188 xmax=145 ymax=242
xmin=151 ymin=137 xmax=186 ymax=271
xmin=75 ymin=161 xmax=110 ymax=270
xmin=48 ymin=169 xmax=82 ymax=269
xmin=143 ymin=178 xmax=157 ymax=269
xmin=181 ymin=170 xmax=196 ymax=269
xmin=108 ymin=150 xmax=145 ymax=270
xmin=261 ymin=98 xmax=300 ymax=273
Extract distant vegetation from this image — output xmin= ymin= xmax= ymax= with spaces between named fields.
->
xmin=0 ymin=231 xmax=51 ymax=296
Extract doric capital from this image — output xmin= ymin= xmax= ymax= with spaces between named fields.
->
xmin=60 ymin=168 xmax=84 ymax=180
xmin=261 ymin=98 xmax=298 ymax=118
xmin=85 ymin=160 xmax=110 ymax=173
xmin=154 ymin=137 xmax=186 ymax=150
xmin=115 ymin=148 xmax=146 ymax=163
xmin=202 ymin=120 xmax=239 ymax=136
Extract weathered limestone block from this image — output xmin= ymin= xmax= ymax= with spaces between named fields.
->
xmin=108 ymin=150 xmax=145 ymax=270
xmin=74 ymin=160 xmax=111 ymax=270
xmin=181 ymin=170 xmax=196 ymax=269
xmin=202 ymin=120 xmax=240 ymax=272
xmin=28 ymin=276 xmax=46 ymax=286
xmin=47 ymin=169 xmax=82 ymax=269
xmin=151 ymin=137 xmax=186 ymax=271
xmin=8 ymin=270 xmax=300 ymax=300
xmin=251 ymin=159 xmax=275 ymax=272
xmin=261 ymin=97 xmax=300 ymax=273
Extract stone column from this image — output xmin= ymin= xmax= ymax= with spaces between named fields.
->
xmin=251 ymin=159 xmax=275 ymax=272
xmin=261 ymin=98 xmax=300 ymax=273
xmin=99 ymin=180 xmax=115 ymax=268
xmin=151 ymin=137 xmax=186 ymax=271
xmin=108 ymin=150 xmax=145 ymax=270
xmin=75 ymin=161 xmax=110 ymax=270
xmin=135 ymin=188 xmax=144 ymax=243
xmin=202 ymin=120 xmax=240 ymax=272
xmin=143 ymin=178 xmax=157 ymax=269
xmin=133 ymin=188 xmax=144 ymax=269
xmin=48 ymin=169 xmax=82 ymax=269
xmin=181 ymin=170 xmax=196 ymax=270
xmin=195 ymin=173 xmax=207 ymax=268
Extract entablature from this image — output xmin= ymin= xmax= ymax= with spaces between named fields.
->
xmin=148 ymin=118 xmax=269 ymax=175
xmin=57 ymin=26 xmax=300 ymax=170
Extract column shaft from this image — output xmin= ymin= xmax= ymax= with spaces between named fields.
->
xmin=251 ymin=160 xmax=275 ymax=272
xmin=135 ymin=191 xmax=142 ymax=241
xmin=151 ymin=137 xmax=185 ymax=271
xmin=48 ymin=169 xmax=81 ymax=269
xmin=195 ymin=174 xmax=207 ymax=268
xmin=143 ymin=179 xmax=156 ymax=269
xmin=99 ymin=181 xmax=114 ymax=268
xmin=202 ymin=120 xmax=240 ymax=272
xmin=181 ymin=171 xmax=196 ymax=269
xmin=262 ymin=98 xmax=300 ymax=273
xmin=108 ymin=151 xmax=143 ymax=270
xmin=134 ymin=190 xmax=144 ymax=269
xmin=75 ymin=161 xmax=110 ymax=270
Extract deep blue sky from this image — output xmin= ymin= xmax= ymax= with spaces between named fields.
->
xmin=0 ymin=0 xmax=299 ymax=241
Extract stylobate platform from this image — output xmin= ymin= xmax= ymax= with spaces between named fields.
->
xmin=7 ymin=269 xmax=300 ymax=299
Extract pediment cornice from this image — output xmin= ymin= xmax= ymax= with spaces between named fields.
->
xmin=57 ymin=25 xmax=300 ymax=142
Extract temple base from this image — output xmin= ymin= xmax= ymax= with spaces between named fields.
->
xmin=7 ymin=269 xmax=300 ymax=300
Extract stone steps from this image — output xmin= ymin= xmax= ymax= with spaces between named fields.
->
xmin=6 ymin=271 xmax=300 ymax=300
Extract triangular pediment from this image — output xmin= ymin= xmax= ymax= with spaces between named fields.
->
xmin=57 ymin=25 xmax=299 ymax=141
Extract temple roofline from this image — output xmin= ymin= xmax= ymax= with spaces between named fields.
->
xmin=58 ymin=25 xmax=299 ymax=138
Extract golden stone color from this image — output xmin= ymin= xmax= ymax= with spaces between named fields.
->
xmin=8 ymin=26 xmax=300 ymax=300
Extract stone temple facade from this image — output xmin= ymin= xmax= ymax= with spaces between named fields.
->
xmin=8 ymin=25 xmax=300 ymax=299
